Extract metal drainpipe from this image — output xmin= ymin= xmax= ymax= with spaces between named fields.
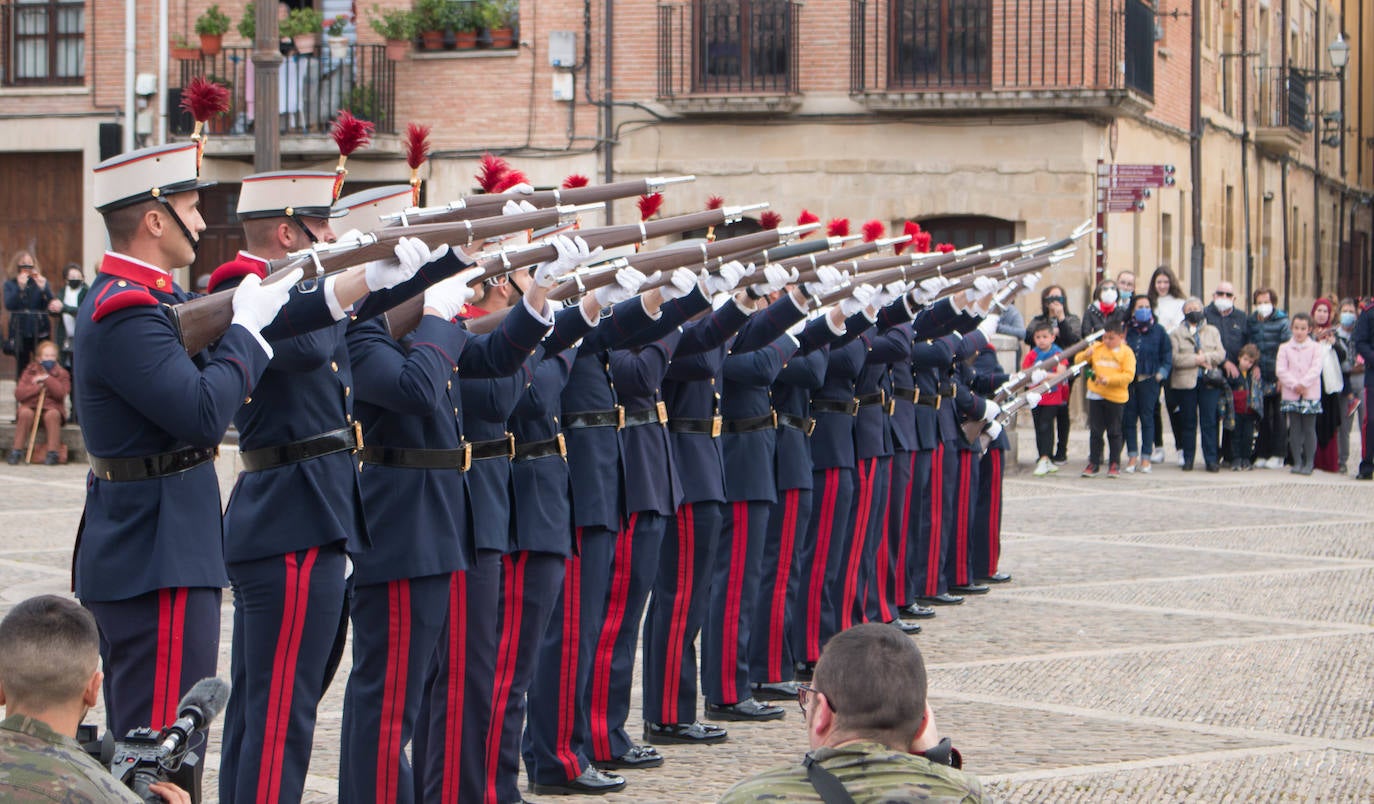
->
xmin=1240 ymin=0 xmax=1254 ymax=303
xmin=602 ymin=0 xmax=615 ymax=223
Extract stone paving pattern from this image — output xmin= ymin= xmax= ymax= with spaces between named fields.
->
xmin=0 ymin=421 xmax=1371 ymax=802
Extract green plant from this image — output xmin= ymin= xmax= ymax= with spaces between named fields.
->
xmin=171 ymin=33 xmax=196 ymax=49
xmin=341 ymin=84 xmax=384 ymax=125
xmin=281 ymin=6 xmax=324 ymax=37
xmin=194 ymin=4 xmax=231 ymax=36
xmin=237 ymin=3 xmax=254 ymax=39
xmin=415 ymin=0 xmax=448 ymax=32
xmin=327 ymin=13 xmax=350 ymax=36
xmin=488 ymin=0 xmax=518 ymax=28
xmin=369 ymin=6 xmax=416 ymax=40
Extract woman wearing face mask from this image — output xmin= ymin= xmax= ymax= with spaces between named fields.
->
xmin=7 ymin=340 xmax=69 ymax=465
xmin=1122 ymin=295 xmax=1171 ymax=473
xmin=1334 ymin=299 xmax=1361 ymax=473
xmin=1310 ymin=298 xmax=1345 ymax=473
xmin=54 ymin=263 xmax=88 ymax=422
xmin=3 ymin=250 xmax=54 ymax=380
xmin=1169 ymin=298 xmax=1226 ymax=471
xmin=1081 ymin=279 xmax=1125 ymax=341
xmin=1248 ymin=288 xmax=1291 ymax=469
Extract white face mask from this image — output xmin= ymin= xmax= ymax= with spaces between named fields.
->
xmin=1255 ymin=302 xmax=1274 ymax=319
xmin=1099 ymin=289 xmax=1118 ymax=305
xmin=1213 ymin=297 xmax=1233 ymax=313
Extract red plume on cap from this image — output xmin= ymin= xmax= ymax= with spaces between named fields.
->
xmin=476 ymin=153 xmax=512 ymax=193
xmin=638 ymin=193 xmax=664 ymax=221
xmin=494 ymin=170 xmax=529 ymax=193
xmin=894 ymin=220 xmax=922 ymax=254
xmin=915 ymin=231 xmax=933 ymax=253
xmin=759 ymin=211 xmax=782 ymax=230
xmin=862 ymin=219 xmax=885 ymax=242
xmin=826 ymin=218 xmax=850 ymax=238
xmin=404 ymin=123 xmax=431 ymax=205
xmin=796 ymin=209 xmax=819 ymax=239
xmin=179 ymin=76 xmax=230 ymax=169
xmin=562 ymin=173 xmax=590 ymax=189
xmin=936 ymin=242 xmax=956 ymax=253
xmin=705 ymin=194 xmax=725 ymax=210
xmin=330 ymin=110 xmax=375 ymax=200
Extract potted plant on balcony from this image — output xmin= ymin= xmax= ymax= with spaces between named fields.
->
xmin=237 ymin=3 xmax=254 ymax=41
xmin=171 ymin=34 xmax=201 ymax=61
xmin=481 ymin=0 xmax=516 ymax=49
xmin=415 ymin=0 xmax=447 ymax=51
xmin=448 ymin=1 xmax=480 ymax=50
xmin=326 ymin=13 xmax=351 ymax=55
xmin=369 ymin=5 xmax=416 ymax=60
xmin=195 ymin=5 xmax=231 ymax=56
xmin=282 ymin=6 xmax=323 ymax=55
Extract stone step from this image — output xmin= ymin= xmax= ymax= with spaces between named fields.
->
xmin=0 ymin=422 xmax=86 ymax=462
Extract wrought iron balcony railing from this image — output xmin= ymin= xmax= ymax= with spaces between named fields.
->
xmin=658 ymin=0 xmax=800 ymax=101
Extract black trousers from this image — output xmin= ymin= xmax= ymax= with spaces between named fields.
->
xmin=1032 ymin=405 xmax=1063 ymax=459
xmin=1255 ymin=393 xmax=1289 ymax=461
xmin=1088 ymin=398 xmax=1125 ymax=467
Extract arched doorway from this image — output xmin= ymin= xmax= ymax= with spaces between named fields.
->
xmin=915 ymin=215 xmax=1015 ymax=251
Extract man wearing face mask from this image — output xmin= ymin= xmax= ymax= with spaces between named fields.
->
xmin=1248 ymin=289 xmax=1291 ymax=470
xmin=1081 ymin=279 xmax=1125 ymax=341
xmin=1205 ymin=281 xmax=1249 ymax=465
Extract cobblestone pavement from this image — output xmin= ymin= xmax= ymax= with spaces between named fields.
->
xmin=0 ymin=425 xmax=1370 ymax=802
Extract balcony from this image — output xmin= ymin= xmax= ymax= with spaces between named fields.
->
xmin=657 ymin=0 xmax=802 ymax=115
xmin=1253 ymin=66 xmax=1309 ymax=158
xmin=170 ymin=44 xmax=397 ymax=157
xmin=849 ymin=0 xmax=1154 ymax=117
xmin=1 ymin=0 xmax=84 ymax=87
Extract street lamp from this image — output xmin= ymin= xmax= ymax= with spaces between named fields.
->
xmin=1328 ymin=33 xmax=1349 ymax=72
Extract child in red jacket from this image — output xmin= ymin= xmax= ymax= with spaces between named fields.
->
xmin=1025 ymin=322 xmax=1070 ymax=476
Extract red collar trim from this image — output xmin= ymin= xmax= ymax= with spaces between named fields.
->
xmin=207 ymin=254 xmax=269 ymax=293
xmin=459 ymin=304 xmax=490 ymax=319
xmin=99 ymin=253 xmax=175 ymax=293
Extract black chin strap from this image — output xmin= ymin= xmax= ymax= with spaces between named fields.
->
xmin=156 ymin=195 xmax=200 ymax=256
xmin=288 ymin=214 xmax=320 ymax=245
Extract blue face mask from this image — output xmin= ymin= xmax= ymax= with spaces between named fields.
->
xmin=1133 ymin=307 xmax=1153 ymax=324
xmin=40 ymin=360 xmax=56 ymax=371
xmin=1341 ymin=312 xmax=1357 ymax=328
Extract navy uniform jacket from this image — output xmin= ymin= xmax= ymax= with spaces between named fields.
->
xmin=611 ymin=328 xmax=684 ymax=517
xmin=936 ymin=329 xmax=991 ymax=446
xmin=888 ymin=300 xmax=963 ymax=453
xmin=722 ymin=333 xmax=798 ymax=503
xmin=73 ymin=252 xmax=337 ymax=602
xmin=854 ymin=324 xmax=913 ymax=460
xmin=773 ymin=344 xmax=828 ymax=491
xmin=968 ymin=345 xmax=1010 ymax=450
xmin=460 ymin=341 xmax=539 ymax=553
xmin=807 ymin=312 xmax=875 ymax=471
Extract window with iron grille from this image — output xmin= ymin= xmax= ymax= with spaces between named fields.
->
xmin=2 ymin=0 xmax=84 ymax=86
xmin=889 ymin=0 xmax=990 ymax=89
xmin=695 ymin=0 xmax=794 ymax=93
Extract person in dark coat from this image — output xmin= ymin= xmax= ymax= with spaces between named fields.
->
xmin=4 ymin=251 xmax=53 ymax=380
xmin=1247 ymin=287 xmax=1291 ymax=469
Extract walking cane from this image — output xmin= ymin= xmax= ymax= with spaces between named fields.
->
xmin=24 ymin=384 xmax=46 ymax=464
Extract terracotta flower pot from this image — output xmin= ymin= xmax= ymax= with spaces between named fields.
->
xmin=293 ymin=33 xmax=317 ymax=55
xmin=421 ymin=30 xmax=444 ymax=50
xmin=453 ymin=30 xmax=477 ymax=49
xmin=199 ymin=33 xmax=223 ymax=56
xmin=488 ymin=27 xmax=513 ymax=49
xmin=172 ymin=45 xmax=201 ymax=61
xmin=385 ymin=39 xmax=410 ymax=60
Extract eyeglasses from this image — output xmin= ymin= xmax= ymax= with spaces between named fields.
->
xmin=1214 ymin=291 xmax=1234 ymax=297
xmin=17 ymin=264 xmax=34 ymax=270
xmin=796 ymin=684 xmax=838 ymax=715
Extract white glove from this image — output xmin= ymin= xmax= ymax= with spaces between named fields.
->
xmin=232 ymin=268 xmax=301 ymax=334
xmin=502 ymin=199 xmax=538 ymax=215
xmin=706 ymin=260 xmax=752 ymax=295
xmin=506 ymin=182 xmax=534 ymax=195
xmin=367 ymin=237 xmax=445 ymax=291
xmin=335 ymin=228 xmax=369 ymax=244
xmin=786 ymin=317 xmax=806 ymax=338
xmin=803 ymin=265 xmax=846 ymax=297
xmin=751 ymin=264 xmax=799 ymax=296
xmin=839 ymin=283 xmax=878 ymax=317
xmin=1021 ymin=272 xmax=1041 ymax=293
xmin=976 ymin=313 xmax=1000 ymax=339
xmin=1030 ymin=368 xmax=1048 ymax=385
xmin=595 ymin=266 xmax=647 ymax=307
xmin=1023 ymin=391 xmax=1043 ymax=409
xmin=423 ymin=266 xmax=483 ymax=319
xmin=965 ymin=275 xmax=1000 ymax=302
xmin=981 ymin=399 xmax=1002 ymax=422
xmin=919 ymin=275 xmax=955 ymax=296
xmin=986 ymin=420 xmax=1004 ymax=441
xmin=534 ymin=235 xmax=600 ymax=288
xmin=659 ymin=267 xmax=698 ymax=301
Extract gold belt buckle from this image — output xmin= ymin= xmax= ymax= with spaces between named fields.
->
xmin=770 ymin=410 xmax=778 ymax=428
xmin=805 ymin=418 xmax=816 ymax=436
xmin=912 ymin=388 xmax=921 ymax=404
xmin=886 ymin=398 xmax=896 ymax=415
xmin=505 ymin=432 xmax=516 ymax=459
xmin=849 ymin=399 xmax=859 ymax=416
xmin=351 ymin=420 xmax=365 ymax=452
xmin=655 ymin=400 xmax=669 ymax=425
xmin=933 ymin=395 xmax=942 ymax=410
xmin=616 ymin=405 xmax=626 ymax=430
xmin=555 ymin=432 xmax=567 ymax=457
xmin=710 ymin=416 xmax=722 ymax=438
xmin=460 ymin=442 xmax=473 ymax=472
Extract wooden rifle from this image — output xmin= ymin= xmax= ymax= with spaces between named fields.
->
xmin=993 ymin=329 xmax=1102 ymax=404
xmin=376 ymin=176 xmax=697 ymax=226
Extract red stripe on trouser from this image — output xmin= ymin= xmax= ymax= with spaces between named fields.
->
xmin=840 ymin=459 xmax=874 ymax=630
xmin=590 ymin=514 xmax=637 ymax=760
xmin=875 ymin=463 xmax=895 ymax=620
xmin=988 ymin=450 xmax=1002 ymax=573
xmin=720 ymin=502 xmax=749 ymax=704
xmin=805 ymin=469 xmax=841 ymax=660
xmin=257 ymin=547 xmax=319 ymax=804
xmin=377 ymin=580 xmax=411 ymax=804
xmin=767 ymin=490 xmax=800 ymax=681
xmin=554 ymin=534 xmax=582 ymax=780
xmin=441 ymin=572 xmax=468 ymax=804
xmin=661 ymin=505 xmax=694 ymax=724
xmin=894 ymin=452 xmax=915 ymax=604
xmin=164 ymin=589 xmax=186 ymax=730
xmin=152 ymin=589 xmax=173 ymax=729
xmin=955 ymin=452 xmax=972 ymax=586
xmin=924 ymin=445 xmax=944 ymax=597
xmin=485 ymin=554 xmax=526 ymax=804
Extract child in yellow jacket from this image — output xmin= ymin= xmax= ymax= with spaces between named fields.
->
xmin=1074 ymin=320 xmax=1137 ymax=476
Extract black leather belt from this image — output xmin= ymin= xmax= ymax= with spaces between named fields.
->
xmin=776 ymin=412 xmax=816 ymax=436
xmin=623 ymin=401 xmax=669 ymax=428
xmin=514 ymin=434 xmax=567 ymax=461
xmin=470 ymin=434 xmax=516 ymax=462
xmin=668 ymin=416 xmax=722 ymax=437
xmin=563 ymin=406 xmax=624 ymax=430
xmin=915 ymin=394 xmax=943 ymax=409
xmin=811 ymin=398 xmax=859 ymax=416
xmin=891 ymin=386 xmax=920 ymax=404
xmin=856 ymin=390 xmax=896 ymax=415
xmin=240 ymin=423 xmax=363 ymax=472
xmin=89 ymin=445 xmax=218 ymax=482
xmin=359 ymin=444 xmax=471 ymax=472
xmin=723 ymin=411 xmax=777 ymax=434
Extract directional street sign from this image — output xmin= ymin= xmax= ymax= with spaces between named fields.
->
xmin=1098 ymin=175 xmax=1176 ymax=189
xmin=1100 ymin=199 xmax=1146 ymax=213
xmin=1099 ymin=187 xmax=1151 ymax=202
xmin=1098 ymin=163 xmax=1176 ymax=178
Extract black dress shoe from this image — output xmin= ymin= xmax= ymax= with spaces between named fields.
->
xmin=978 ymin=572 xmax=1012 ymax=584
xmin=1205 ymin=463 xmax=1220 ymax=473
xmin=887 ymin=618 xmax=922 ymax=634
xmin=705 ymin=697 xmax=785 ymax=722
xmin=949 ymin=584 xmax=990 ymax=595
xmin=592 ymin=744 xmax=663 ymax=770
xmin=1181 ymin=463 xmax=1194 ymax=471
xmin=793 ymin=661 xmax=815 ymax=681
xmin=644 ymin=720 xmax=728 ymax=745
xmin=1357 ymin=472 xmax=1373 ymax=480
xmin=898 ymin=602 xmax=936 ymax=619
xmin=916 ymin=593 xmax=964 ymax=606
xmin=751 ymin=681 xmax=800 ymax=701
xmin=529 ymin=766 xmax=626 ymax=795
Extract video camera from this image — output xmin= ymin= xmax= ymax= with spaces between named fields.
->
xmin=80 ymin=677 xmax=229 ymax=804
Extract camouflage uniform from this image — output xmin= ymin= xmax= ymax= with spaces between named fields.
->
xmin=0 ymin=714 xmax=141 ymax=803
xmin=718 ymin=740 xmax=985 ymax=803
